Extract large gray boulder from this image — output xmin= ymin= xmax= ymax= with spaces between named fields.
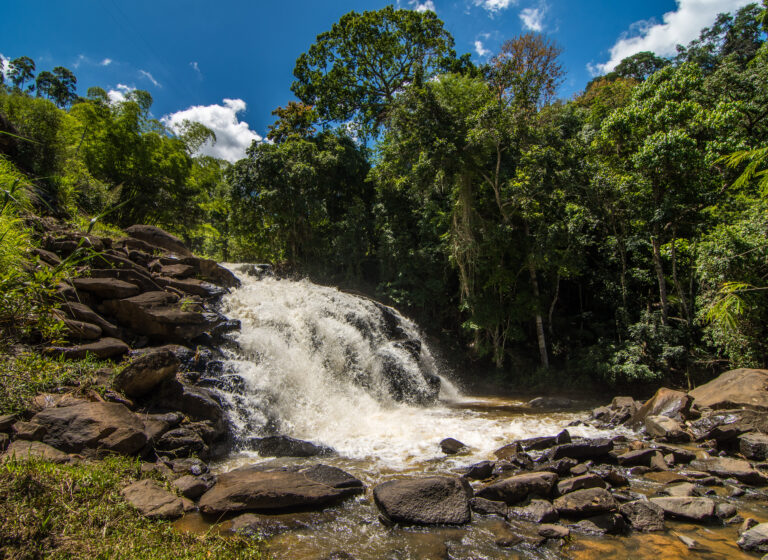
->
xmin=690 ymin=368 xmax=768 ymax=411
xmin=31 ymin=401 xmax=147 ymax=454
xmin=199 ymin=465 xmax=364 ymax=515
xmin=373 ymin=476 xmax=471 ymax=525
xmin=475 ymin=472 xmax=557 ymax=505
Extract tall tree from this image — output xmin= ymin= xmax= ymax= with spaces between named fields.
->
xmin=8 ymin=57 xmax=35 ymax=92
xmin=292 ymin=5 xmax=455 ymax=138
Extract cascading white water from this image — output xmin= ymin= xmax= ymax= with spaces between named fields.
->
xmin=216 ymin=266 xmax=614 ymax=469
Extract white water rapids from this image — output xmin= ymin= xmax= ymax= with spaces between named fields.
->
xmin=215 ymin=266 xmax=614 ymax=469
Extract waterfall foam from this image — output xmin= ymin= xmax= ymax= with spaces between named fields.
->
xmin=216 ymin=267 xmax=614 ymax=468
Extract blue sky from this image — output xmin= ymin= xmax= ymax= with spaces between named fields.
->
xmin=2 ymin=0 xmax=753 ymax=161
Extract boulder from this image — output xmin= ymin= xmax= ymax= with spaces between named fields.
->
xmin=691 ymin=457 xmax=767 ymax=485
xmin=619 ymin=500 xmax=665 ymax=531
xmin=554 ymin=488 xmax=617 ymax=518
xmin=73 ymin=277 xmax=140 ymax=300
xmin=548 ymin=438 xmax=613 ymax=461
xmin=180 ymin=256 xmax=240 ymax=288
xmin=464 ymin=461 xmax=495 ymax=480
xmin=649 ymin=497 xmax=715 ymax=522
xmin=12 ymin=421 xmax=46 ymax=440
xmin=113 ymin=348 xmax=179 ymax=397
xmin=645 ymin=415 xmax=690 ymax=442
xmin=715 ymin=502 xmax=738 ymax=520
xmin=121 ymin=479 xmax=184 ymax=519
xmin=172 ymin=474 xmax=215 ymax=500
xmin=663 ymin=482 xmax=696 ymax=497
xmin=373 ymin=476 xmax=471 ymax=525
xmin=155 ymin=427 xmax=207 ymax=458
xmin=45 ymin=337 xmax=130 ymax=360
xmin=508 ymin=499 xmax=558 ymax=523
xmin=89 ymin=268 xmax=163 ymax=294
xmin=199 ymin=464 xmax=364 ymax=515
xmin=516 ymin=430 xmax=571 ymax=451
xmin=153 ymin=380 xmax=223 ymax=423
xmin=440 ymin=438 xmax=467 ymax=455
xmin=556 ymin=474 xmax=606 ymax=495
xmin=155 ymin=263 xmax=195 ymax=279
xmin=630 ymin=387 xmax=692 ymax=427
xmin=253 ymin=436 xmax=334 ymax=458
xmin=738 ymin=523 xmax=768 ymax=552
xmin=1 ymin=440 xmax=70 ymax=463
xmin=31 ymin=401 xmax=147 ymax=454
xmin=740 ymin=433 xmax=768 ymax=461
xmin=124 ymin=225 xmax=193 ymax=257
xmin=470 ymin=497 xmax=508 ymax=517
xmin=493 ymin=442 xmax=520 ymax=460
xmin=59 ymin=301 xmax=119 ymax=337
xmin=153 ymin=276 xmax=226 ymax=299
xmin=0 ymin=414 xmax=17 ymax=432
xmin=571 ymin=513 xmax=626 ymax=535
xmin=690 ymin=368 xmax=768 ymax=411
xmin=59 ymin=318 xmax=101 ymax=340
xmin=539 ymin=524 xmax=570 ymax=539
xmin=476 ymin=472 xmax=557 ymax=505
xmin=617 ymin=448 xmax=664 ymax=467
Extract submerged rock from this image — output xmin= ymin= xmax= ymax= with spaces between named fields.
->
xmin=373 ymin=476 xmax=472 ymax=525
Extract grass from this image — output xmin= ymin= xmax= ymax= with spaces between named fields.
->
xmin=0 ymin=455 xmax=269 ymax=560
xmin=0 ymin=351 xmax=114 ymax=415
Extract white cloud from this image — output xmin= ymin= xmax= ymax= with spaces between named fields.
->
xmin=0 ymin=54 xmax=9 ymax=81
xmin=138 ymin=69 xmax=161 ymax=87
xmin=520 ymin=5 xmax=545 ymax=31
xmin=474 ymin=40 xmax=491 ymax=57
xmin=101 ymin=58 xmax=112 ymax=66
xmin=190 ymin=61 xmax=202 ymax=77
xmin=410 ymin=0 xmax=436 ymax=11
xmin=474 ymin=0 xmax=516 ymax=13
xmin=593 ymin=0 xmax=753 ymax=74
xmin=161 ymin=98 xmax=261 ymax=162
xmin=107 ymin=83 xmax=134 ymax=104
xmin=73 ymin=54 xmax=86 ymax=69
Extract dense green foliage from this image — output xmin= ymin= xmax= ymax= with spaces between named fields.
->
xmin=1 ymin=3 xmax=767 ymax=388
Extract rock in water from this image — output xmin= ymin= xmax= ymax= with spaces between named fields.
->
xmin=739 ymin=523 xmax=768 ymax=552
xmin=619 ymin=500 xmax=666 ymax=531
xmin=199 ymin=465 xmax=364 ymax=515
xmin=253 ymin=435 xmax=334 ymax=457
xmin=373 ymin=476 xmax=472 ymax=525
xmin=476 ymin=472 xmax=557 ymax=505
xmin=649 ymin=497 xmax=715 ymax=522
xmin=554 ymin=488 xmax=617 ymax=518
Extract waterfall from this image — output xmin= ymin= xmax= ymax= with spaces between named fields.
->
xmin=215 ymin=266 xmax=462 ymax=461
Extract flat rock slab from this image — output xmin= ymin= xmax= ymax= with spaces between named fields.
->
xmin=476 ymin=472 xmax=557 ymax=505
xmin=691 ymin=457 xmax=767 ymax=485
xmin=1 ymin=440 xmax=70 ymax=463
xmin=199 ymin=464 xmax=364 ymax=515
xmin=373 ymin=476 xmax=471 ymax=525
xmin=617 ymin=448 xmax=663 ymax=467
xmin=125 ymin=224 xmax=193 ymax=257
xmin=31 ymin=401 xmax=147 ymax=454
xmin=649 ymin=497 xmax=715 ymax=522
xmin=557 ymin=474 xmax=606 ymax=495
xmin=73 ymin=277 xmax=140 ymax=299
xmin=554 ymin=488 xmax=617 ymax=518
xmin=121 ymin=479 xmax=184 ymax=519
xmin=45 ymin=337 xmax=129 ymax=360
xmin=690 ymin=368 xmax=768 ymax=411
xmin=548 ymin=438 xmax=613 ymax=461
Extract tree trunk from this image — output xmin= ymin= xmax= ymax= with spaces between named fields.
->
xmin=651 ymin=232 xmax=669 ymax=325
xmin=529 ymin=261 xmax=549 ymax=369
xmin=670 ymin=232 xmax=690 ymax=323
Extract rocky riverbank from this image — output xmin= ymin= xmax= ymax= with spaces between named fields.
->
xmin=3 ymin=221 xmax=768 ymax=559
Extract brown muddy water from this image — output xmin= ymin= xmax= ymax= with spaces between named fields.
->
xmin=174 ymin=397 xmax=768 ymax=560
